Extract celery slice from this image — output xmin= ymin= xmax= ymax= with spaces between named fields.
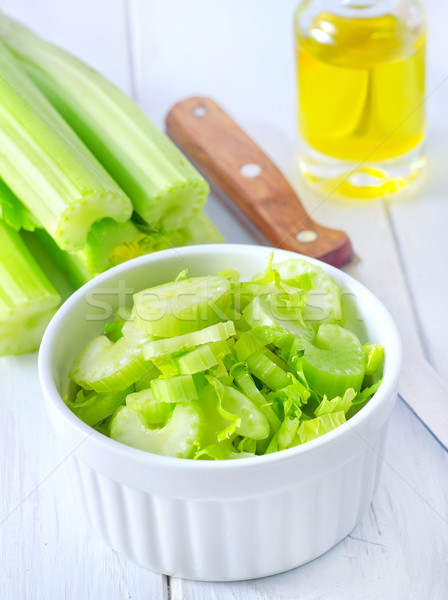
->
xmin=67 ymin=385 xmax=131 ymax=427
xmin=175 ymin=340 xmax=231 ymax=374
xmin=295 ymin=324 xmax=366 ymax=398
xmin=243 ymin=296 xmax=314 ymax=341
xmin=151 ymin=375 xmax=198 ymax=403
xmin=363 ymin=343 xmax=385 ymax=376
xmin=0 ymin=40 xmax=133 ymax=251
xmin=231 ymin=364 xmax=281 ymax=431
xmin=0 ymin=221 xmax=60 ymax=355
xmin=270 ymin=258 xmax=342 ymax=326
xmin=126 ymin=388 xmax=174 ymax=424
xmin=69 ymin=335 xmax=153 ymax=393
xmin=1 ymin=16 xmax=208 ymax=231
xmin=245 ymin=351 xmax=292 ymax=391
xmin=110 ymin=404 xmax=200 ymax=458
xmin=143 ymin=321 xmax=235 ymax=360
xmin=207 ymin=377 xmax=270 ymax=441
xmin=135 ymin=276 xmax=231 ymax=338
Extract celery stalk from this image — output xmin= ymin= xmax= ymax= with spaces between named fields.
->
xmin=0 ymin=221 xmax=60 ymax=355
xmin=0 ymin=39 xmax=132 ymax=251
xmin=1 ymin=15 xmax=209 ymax=231
xmin=21 ymin=229 xmax=80 ymax=300
xmin=178 ymin=212 xmax=224 ymax=245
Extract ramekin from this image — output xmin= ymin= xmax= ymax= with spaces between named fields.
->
xmin=38 ymin=244 xmax=401 ymax=581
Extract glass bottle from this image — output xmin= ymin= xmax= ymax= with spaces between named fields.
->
xmin=294 ymin=0 xmax=426 ymax=199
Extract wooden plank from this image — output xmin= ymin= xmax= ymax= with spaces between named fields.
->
xmin=387 ymin=0 xmax=448 ymax=379
xmin=0 ymin=1 xmax=166 ymax=598
xmin=129 ymin=0 xmax=448 ymax=598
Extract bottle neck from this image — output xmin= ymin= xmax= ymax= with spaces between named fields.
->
xmin=322 ymin=0 xmax=395 ymax=18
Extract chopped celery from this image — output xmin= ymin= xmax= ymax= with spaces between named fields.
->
xmin=110 ymin=404 xmax=200 ymax=458
xmin=134 ymin=276 xmax=231 ymax=337
xmin=245 ymin=351 xmax=292 ymax=391
xmin=294 ymin=324 xmax=366 ymax=398
xmin=68 ymin=257 xmax=384 ymax=459
xmin=0 ymin=221 xmax=60 ymax=355
xmin=69 ymin=336 xmax=153 ymax=393
xmin=208 ymin=376 xmax=270 ymax=440
xmin=1 ymin=15 xmax=208 ymax=231
xmin=0 ymin=40 xmax=132 ymax=251
xmin=296 ymin=412 xmax=346 ymax=445
xmin=151 ymin=375 xmax=198 ymax=404
xmin=126 ymin=388 xmax=174 ymax=424
xmin=314 ymin=388 xmax=356 ymax=417
xmin=67 ymin=385 xmax=131 ymax=428
xmin=269 ymin=258 xmax=342 ymax=326
xmin=143 ymin=321 xmax=235 ymax=360
xmin=175 ymin=340 xmax=231 ymax=375
xmin=363 ymin=343 xmax=385 ymax=376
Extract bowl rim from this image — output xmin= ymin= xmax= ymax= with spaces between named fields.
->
xmin=38 ymin=243 xmax=402 ymax=471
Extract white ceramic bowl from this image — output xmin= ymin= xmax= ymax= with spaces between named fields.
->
xmin=38 ymin=244 xmax=401 ymax=581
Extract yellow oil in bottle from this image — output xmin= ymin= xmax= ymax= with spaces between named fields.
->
xmin=295 ymin=6 xmax=426 ymax=198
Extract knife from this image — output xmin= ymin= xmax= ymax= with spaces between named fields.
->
xmin=166 ymin=96 xmax=448 ymax=453
xmin=166 ymin=97 xmax=352 ymax=268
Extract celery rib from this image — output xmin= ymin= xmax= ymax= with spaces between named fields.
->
xmin=0 ymin=39 xmax=132 ymax=251
xmin=0 ymin=221 xmax=60 ymax=355
xmin=1 ymin=15 xmax=209 ymax=231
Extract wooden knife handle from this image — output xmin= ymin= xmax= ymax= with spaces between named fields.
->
xmin=166 ymin=97 xmax=352 ymax=267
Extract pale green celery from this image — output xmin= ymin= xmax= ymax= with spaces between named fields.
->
xmin=110 ymin=404 xmax=201 ymax=458
xmin=68 ymin=257 xmax=384 ymax=458
xmin=294 ymin=324 xmax=366 ymax=398
xmin=195 ymin=439 xmax=254 ymax=460
xmin=0 ymin=40 xmax=132 ymax=251
xmin=314 ymin=388 xmax=356 ymax=417
xmin=0 ymin=176 xmax=39 ymax=231
xmin=278 ymin=417 xmax=300 ymax=450
xmin=362 ymin=343 xmax=385 ymax=376
xmin=134 ymin=276 xmax=231 ymax=337
xmin=126 ymin=388 xmax=174 ymax=424
xmin=243 ymin=296 xmax=314 ymax=341
xmin=21 ymin=229 xmax=91 ymax=293
xmin=143 ymin=321 xmax=235 ymax=360
xmin=69 ymin=335 xmax=154 ymax=392
xmin=77 ymin=218 xmax=177 ymax=277
xmin=231 ymin=364 xmax=281 ymax=431
xmin=67 ymin=385 xmax=131 ymax=427
xmin=246 ymin=351 xmax=292 ymax=391
xmin=151 ymin=375 xmax=198 ymax=404
xmin=296 ymin=411 xmax=346 ymax=444
xmin=0 ymin=221 xmax=60 ymax=355
xmin=177 ymin=212 xmax=224 ymax=245
xmin=207 ymin=377 xmax=270 ymax=441
xmin=1 ymin=15 xmax=209 ymax=230
xmin=175 ymin=340 xmax=231 ymax=375
xmin=233 ymin=326 xmax=287 ymax=362
xmin=271 ymin=258 xmax=342 ymax=326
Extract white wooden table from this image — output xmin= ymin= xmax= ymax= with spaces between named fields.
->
xmin=1 ymin=1 xmax=447 ymax=598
